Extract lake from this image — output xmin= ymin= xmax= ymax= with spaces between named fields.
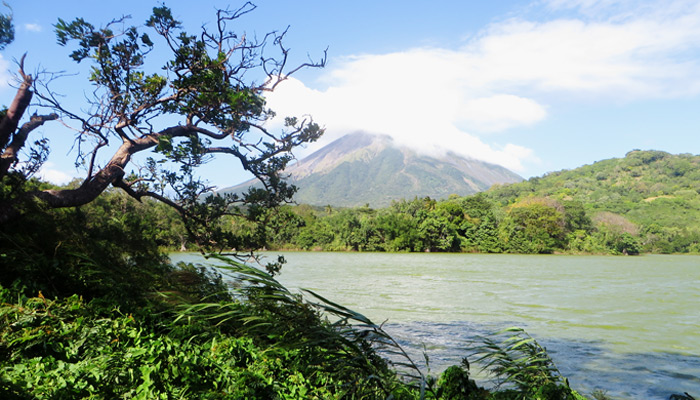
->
xmin=170 ymin=252 xmax=700 ymax=399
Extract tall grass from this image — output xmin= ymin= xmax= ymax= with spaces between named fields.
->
xmin=173 ymin=254 xmax=430 ymax=398
xmin=468 ymin=327 xmax=585 ymax=399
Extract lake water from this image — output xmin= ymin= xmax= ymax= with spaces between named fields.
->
xmin=170 ymin=252 xmax=700 ymax=399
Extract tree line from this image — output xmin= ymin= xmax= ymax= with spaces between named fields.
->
xmin=256 ymin=149 xmax=700 ymax=256
xmin=260 ymin=195 xmax=648 ymax=255
xmin=30 ymin=173 xmax=700 ymax=256
xmin=94 ymin=174 xmax=698 ymax=257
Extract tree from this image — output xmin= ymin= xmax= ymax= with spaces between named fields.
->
xmin=0 ymin=4 xmax=12 ymax=50
xmin=418 ymin=209 xmax=460 ymax=252
xmin=592 ymin=211 xmax=641 ymax=255
xmin=499 ymin=197 xmax=566 ymax=254
xmin=0 ymin=4 xmax=325 ymax=251
xmin=458 ymin=194 xmax=503 ymax=252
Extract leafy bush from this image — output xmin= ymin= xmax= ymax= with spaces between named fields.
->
xmin=0 ymin=291 xmax=348 ymax=399
xmin=0 ymin=257 xmax=426 ymax=399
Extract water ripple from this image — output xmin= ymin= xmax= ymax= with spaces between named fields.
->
xmin=382 ymin=320 xmax=700 ymax=400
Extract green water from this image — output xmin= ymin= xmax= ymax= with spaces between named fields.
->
xmin=170 ymin=252 xmax=700 ymax=398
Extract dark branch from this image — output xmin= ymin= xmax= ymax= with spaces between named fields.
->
xmin=0 ymin=113 xmax=58 ymax=177
xmin=113 ymin=177 xmax=186 ymax=215
xmin=0 ymin=55 xmax=33 ymax=150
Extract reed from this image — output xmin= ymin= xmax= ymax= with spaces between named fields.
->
xmin=468 ymin=327 xmax=586 ymax=399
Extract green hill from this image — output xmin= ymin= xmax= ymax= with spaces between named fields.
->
xmin=487 ymin=150 xmax=700 ymax=225
xmin=485 ymin=150 xmax=700 ymax=253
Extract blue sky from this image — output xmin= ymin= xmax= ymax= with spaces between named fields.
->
xmin=2 ymin=0 xmax=700 ymax=187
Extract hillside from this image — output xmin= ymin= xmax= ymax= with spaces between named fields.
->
xmin=221 ymin=132 xmax=523 ymax=207
xmin=487 ymin=150 xmax=700 ymax=225
xmin=261 ymin=149 xmax=700 ymax=255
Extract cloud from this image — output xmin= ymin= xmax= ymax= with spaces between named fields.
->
xmin=266 ymin=72 xmax=541 ymax=172
xmin=465 ymin=6 xmax=700 ymax=98
xmin=0 ymin=54 xmax=11 ymax=90
xmin=37 ymin=163 xmax=74 ymax=185
xmin=458 ymin=95 xmax=547 ymax=132
xmin=23 ymin=23 xmax=42 ymax=32
xmin=265 ymin=50 xmax=546 ymax=172
xmin=265 ymin=0 xmax=700 ymax=172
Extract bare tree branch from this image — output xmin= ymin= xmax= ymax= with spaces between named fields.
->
xmin=112 ymin=177 xmax=186 ymax=214
xmin=0 ymin=54 xmax=33 ymax=150
xmin=84 ymin=139 xmax=107 ymax=184
xmin=0 ymin=113 xmax=58 ymax=176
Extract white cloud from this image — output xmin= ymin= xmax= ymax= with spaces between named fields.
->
xmin=465 ymin=8 xmax=700 ymax=98
xmin=37 ymin=163 xmax=74 ymax=185
xmin=23 ymin=23 xmax=42 ymax=32
xmin=265 ymin=0 xmax=700 ymax=172
xmin=266 ymin=69 xmax=542 ymax=172
xmin=0 ymin=54 xmax=11 ymax=90
xmin=458 ymin=95 xmax=547 ymax=132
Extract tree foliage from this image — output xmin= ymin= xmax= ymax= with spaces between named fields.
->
xmin=0 ymin=4 xmax=12 ymax=51
xmin=1 ymin=4 xmax=324 ymax=253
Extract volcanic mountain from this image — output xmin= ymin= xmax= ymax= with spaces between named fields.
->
xmin=221 ymin=132 xmax=523 ymax=208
